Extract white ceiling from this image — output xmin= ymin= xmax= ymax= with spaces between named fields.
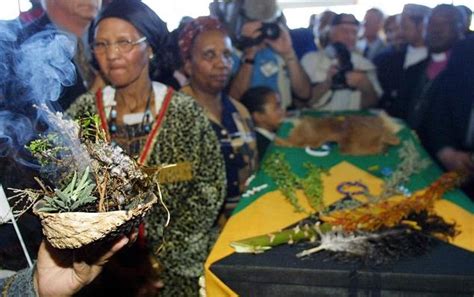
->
xmin=278 ymin=0 xmax=357 ymax=9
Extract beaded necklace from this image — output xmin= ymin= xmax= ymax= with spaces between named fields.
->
xmin=109 ymin=87 xmax=154 ymax=134
xmin=95 ymin=85 xmax=175 ymax=165
xmin=107 ymin=87 xmax=154 ymax=157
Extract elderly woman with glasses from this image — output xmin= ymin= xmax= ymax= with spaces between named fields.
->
xmin=179 ymin=16 xmax=258 ymax=218
xmin=67 ymin=1 xmax=226 ymax=296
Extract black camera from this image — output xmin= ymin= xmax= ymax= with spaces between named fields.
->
xmin=236 ymin=22 xmax=281 ymax=49
xmin=260 ymin=22 xmax=280 ymax=40
xmin=325 ymin=42 xmax=354 ymax=90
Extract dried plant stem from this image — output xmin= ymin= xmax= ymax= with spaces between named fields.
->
xmin=7 ymin=177 xmax=51 ymax=217
xmin=262 ymin=152 xmax=306 ymax=213
xmin=379 ymin=140 xmax=430 ymax=200
xmin=34 ymin=177 xmax=50 ymax=194
xmin=97 ymin=171 xmax=108 ymax=212
xmin=231 ymin=172 xmax=462 ymax=255
xmin=7 ymin=189 xmax=41 ymax=218
xmin=231 ymin=223 xmax=332 ymax=253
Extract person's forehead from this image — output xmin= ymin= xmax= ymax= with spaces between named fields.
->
xmin=335 ymin=23 xmax=359 ymax=32
xmin=365 ymin=11 xmax=382 ymax=20
xmin=265 ymin=92 xmax=279 ymax=101
xmin=98 ymin=17 xmax=133 ymax=26
xmin=195 ymin=30 xmax=230 ymax=45
xmin=96 ymin=18 xmax=139 ymax=34
xmin=430 ymin=9 xmax=457 ymax=22
xmin=400 ymin=14 xmax=417 ymax=25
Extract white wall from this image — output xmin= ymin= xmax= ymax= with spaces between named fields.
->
xmin=283 ymin=0 xmax=473 ymax=29
xmin=1 ymin=0 xmax=473 ymax=31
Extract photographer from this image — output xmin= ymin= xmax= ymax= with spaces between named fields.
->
xmin=301 ymin=13 xmax=382 ymax=110
xmin=228 ymin=0 xmax=310 ymax=109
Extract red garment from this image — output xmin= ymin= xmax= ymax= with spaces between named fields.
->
xmin=178 ymin=16 xmax=225 ymax=61
xmin=19 ymin=7 xmax=44 ymax=24
xmin=426 ymin=51 xmax=451 ymax=80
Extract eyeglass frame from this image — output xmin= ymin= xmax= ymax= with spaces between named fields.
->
xmin=91 ymin=36 xmax=147 ymax=54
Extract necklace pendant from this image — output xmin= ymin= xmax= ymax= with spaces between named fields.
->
xmin=110 ymin=109 xmax=118 ymax=119
xmin=144 ymin=124 xmax=151 ymax=133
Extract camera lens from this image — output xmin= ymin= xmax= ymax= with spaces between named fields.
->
xmin=261 ymin=23 xmax=280 ymax=40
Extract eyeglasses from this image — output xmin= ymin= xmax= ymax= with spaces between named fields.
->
xmin=91 ymin=36 xmax=147 ymax=54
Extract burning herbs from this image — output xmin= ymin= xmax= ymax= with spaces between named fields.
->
xmin=16 ymin=109 xmax=152 ymax=213
xmin=9 ymin=109 xmax=161 ymax=248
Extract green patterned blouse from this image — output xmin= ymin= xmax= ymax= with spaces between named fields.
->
xmin=67 ymin=81 xmax=226 ymax=296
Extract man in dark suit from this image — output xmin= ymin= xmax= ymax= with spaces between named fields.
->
xmin=20 ymin=0 xmax=102 ymax=109
xmin=424 ymin=36 xmax=474 ymax=199
xmin=400 ymin=5 xmax=464 ymax=136
xmin=425 ymin=36 xmax=474 ymax=173
xmin=1 ymin=0 xmax=102 ymax=194
xmin=377 ymin=5 xmax=464 ymax=135
xmin=374 ymin=4 xmax=431 ymax=116
xmin=358 ymin=8 xmax=386 ymax=62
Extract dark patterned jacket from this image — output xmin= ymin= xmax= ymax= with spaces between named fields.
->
xmin=18 ymin=14 xmax=87 ymax=110
xmin=68 ymin=82 xmax=226 ymax=296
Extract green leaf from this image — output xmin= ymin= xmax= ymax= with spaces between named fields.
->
xmin=77 ymin=167 xmax=90 ymax=192
xmin=55 ymin=189 xmax=72 ymax=204
xmin=54 ymin=198 xmax=67 ymax=209
xmin=70 ymin=195 xmax=96 ymax=211
xmin=80 ymin=184 xmax=95 ymax=199
xmin=64 ymin=171 xmax=78 ymax=195
xmin=38 ymin=206 xmax=60 ymax=213
xmin=39 ymin=166 xmax=97 ymax=213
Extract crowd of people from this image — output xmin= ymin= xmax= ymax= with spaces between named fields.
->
xmin=0 ymin=0 xmax=473 ymax=296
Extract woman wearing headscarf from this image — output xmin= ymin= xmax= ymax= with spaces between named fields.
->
xmin=179 ymin=16 xmax=258 ymax=218
xmin=67 ymin=1 xmax=226 ymax=296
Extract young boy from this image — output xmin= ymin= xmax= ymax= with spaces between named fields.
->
xmin=241 ymin=86 xmax=285 ymax=160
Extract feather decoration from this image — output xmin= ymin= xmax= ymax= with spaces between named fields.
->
xmin=296 ymin=223 xmax=371 ymax=258
xmin=297 ymin=211 xmax=456 ymax=265
xmin=231 ymin=172 xmax=461 ymax=263
xmin=297 ymin=224 xmax=432 ymax=265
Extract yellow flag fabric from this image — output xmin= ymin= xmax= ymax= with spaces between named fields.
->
xmin=204 ymin=162 xmax=474 ymax=297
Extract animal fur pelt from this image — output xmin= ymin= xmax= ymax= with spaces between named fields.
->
xmin=281 ymin=115 xmax=400 ymax=155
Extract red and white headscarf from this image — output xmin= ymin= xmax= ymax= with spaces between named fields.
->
xmin=178 ymin=16 xmax=226 ymax=61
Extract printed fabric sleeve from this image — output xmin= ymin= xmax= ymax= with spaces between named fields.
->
xmin=65 ymin=91 xmax=98 ymax=119
xmin=0 ymin=267 xmax=37 ymax=297
xmin=145 ymin=92 xmax=226 ymax=283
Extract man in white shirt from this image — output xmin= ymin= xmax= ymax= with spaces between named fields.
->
xmin=301 ymin=13 xmax=382 ymax=111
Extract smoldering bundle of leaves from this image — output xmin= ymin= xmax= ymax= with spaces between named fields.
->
xmin=18 ymin=111 xmax=153 ymax=213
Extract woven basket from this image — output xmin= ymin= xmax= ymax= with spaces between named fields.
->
xmin=33 ymin=191 xmax=157 ymax=249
